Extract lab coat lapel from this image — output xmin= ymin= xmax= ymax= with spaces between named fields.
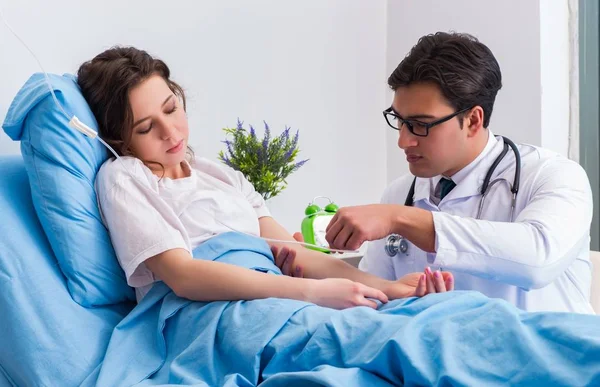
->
xmin=443 ymin=139 xmax=506 ymax=203
xmin=412 ymin=177 xmax=435 ymax=208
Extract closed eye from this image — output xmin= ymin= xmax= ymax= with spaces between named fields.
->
xmin=138 ymin=123 xmax=152 ymax=135
xmin=136 ymin=100 xmax=178 ymax=134
xmin=166 ymin=100 xmax=178 ymax=115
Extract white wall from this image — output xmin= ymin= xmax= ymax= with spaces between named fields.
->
xmin=385 ymin=0 xmax=572 ymax=183
xmin=0 ymin=0 xmax=575 ymax=231
xmin=0 ymin=0 xmax=388 ymax=232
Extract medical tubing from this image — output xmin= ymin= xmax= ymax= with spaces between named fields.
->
xmin=0 ymin=9 xmax=71 ymax=122
xmin=210 ymin=214 xmax=359 ymax=254
xmin=2 ymin=9 xmax=358 ymax=254
xmin=260 ymin=237 xmax=358 ymax=254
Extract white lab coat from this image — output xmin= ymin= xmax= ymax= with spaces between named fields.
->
xmin=359 ymin=133 xmax=595 ymax=314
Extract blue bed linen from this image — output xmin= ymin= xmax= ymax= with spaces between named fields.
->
xmin=0 ymin=156 xmax=134 ymax=386
xmin=0 ymin=365 xmax=14 ymax=387
xmin=84 ymin=232 xmax=600 ymax=387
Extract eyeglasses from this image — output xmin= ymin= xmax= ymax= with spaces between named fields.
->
xmin=382 ymin=106 xmax=473 ymax=137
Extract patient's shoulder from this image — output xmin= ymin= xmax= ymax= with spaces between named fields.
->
xmin=96 ymin=156 xmax=155 ymax=196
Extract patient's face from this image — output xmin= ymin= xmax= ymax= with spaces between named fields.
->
xmin=392 ymin=82 xmax=469 ymax=178
xmin=127 ymin=75 xmax=190 ymax=178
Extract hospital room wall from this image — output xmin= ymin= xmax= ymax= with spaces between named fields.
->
xmin=385 ymin=0 xmax=574 ymax=182
xmin=0 ymin=0 xmax=388 ymax=232
xmin=0 ymin=0 xmax=577 ymax=233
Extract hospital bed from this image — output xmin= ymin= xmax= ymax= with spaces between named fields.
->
xmin=1 ymin=152 xmax=599 ymax=386
xmin=1 ymin=73 xmax=599 ymax=386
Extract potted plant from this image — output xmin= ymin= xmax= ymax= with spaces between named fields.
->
xmin=218 ymin=119 xmax=308 ymax=200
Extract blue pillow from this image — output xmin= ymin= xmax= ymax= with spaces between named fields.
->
xmin=2 ymin=73 xmax=135 ymax=306
xmin=0 ymin=155 xmax=132 ymax=385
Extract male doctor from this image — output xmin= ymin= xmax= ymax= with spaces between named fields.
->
xmin=292 ymin=32 xmax=595 ymax=314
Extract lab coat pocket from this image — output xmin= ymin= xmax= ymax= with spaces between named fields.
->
xmin=391 ymin=242 xmax=429 ymax=278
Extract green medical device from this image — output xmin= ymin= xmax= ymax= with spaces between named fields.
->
xmin=301 ymin=196 xmax=339 ymax=253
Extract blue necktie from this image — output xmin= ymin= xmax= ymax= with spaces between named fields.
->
xmin=439 ymin=178 xmax=456 ymax=200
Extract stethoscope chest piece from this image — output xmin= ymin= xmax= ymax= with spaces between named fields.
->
xmin=399 ymin=238 xmax=408 ymax=254
xmin=385 ymin=234 xmax=409 ymax=256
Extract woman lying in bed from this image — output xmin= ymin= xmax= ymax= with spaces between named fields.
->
xmin=79 ymin=46 xmax=452 ymax=306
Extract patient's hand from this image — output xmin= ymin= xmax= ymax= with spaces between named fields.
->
xmin=271 ymin=245 xmax=304 ymax=277
xmin=385 ymin=267 xmax=454 ymax=300
xmin=305 ymin=278 xmax=389 ymax=309
xmin=270 ymin=233 xmax=307 ymax=277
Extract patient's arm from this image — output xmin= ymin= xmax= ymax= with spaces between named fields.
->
xmin=260 ymin=217 xmax=390 ymax=286
xmin=259 ymin=216 xmax=453 ymax=299
xmin=145 ymin=248 xmax=389 ymax=309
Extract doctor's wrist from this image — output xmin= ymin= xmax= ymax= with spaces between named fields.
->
xmin=390 ymin=205 xmax=410 ymax=235
xmin=391 ymin=206 xmax=436 ymax=253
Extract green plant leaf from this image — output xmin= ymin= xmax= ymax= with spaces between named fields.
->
xmin=218 ymin=121 xmax=308 ymax=200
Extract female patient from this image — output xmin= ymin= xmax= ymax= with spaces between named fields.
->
xmin=78 ymin=46 xmax=453 ymax=306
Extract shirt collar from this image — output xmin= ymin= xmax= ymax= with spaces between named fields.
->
xmin=449 ymin=129 xmax=497 ymax=185
xmin=415 ymin=129 xmax=501 ymax=205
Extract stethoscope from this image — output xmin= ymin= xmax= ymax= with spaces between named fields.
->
xmin=385 ymin=136 xmax=522 ymax=257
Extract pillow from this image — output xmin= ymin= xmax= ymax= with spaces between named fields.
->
xmin=0 ymin=155 xmax=133 ymax=385
xmin=2 ymin=73 xmax=135 ymax=306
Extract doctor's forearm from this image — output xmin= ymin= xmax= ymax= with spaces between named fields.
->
xmin=430 ymin=213 xmax=588 ymax=289
xmin=392 ymin=206 xmax=436 ymax=253
xmin=393 ymin=208 xmax=581 ymax=289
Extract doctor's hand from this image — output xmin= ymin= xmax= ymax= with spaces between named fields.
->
xmin=384 ymin=267 xmax=454 ymax=300
xmin=326 ymin=204 xmax=398 ymax=251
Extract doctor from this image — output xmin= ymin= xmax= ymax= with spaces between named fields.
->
xmin=294 ymin=32 xmax=595 ymax=314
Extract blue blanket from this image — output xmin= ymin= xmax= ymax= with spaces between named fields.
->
xmin=83 ymin=232 xmax=600 ymax=386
